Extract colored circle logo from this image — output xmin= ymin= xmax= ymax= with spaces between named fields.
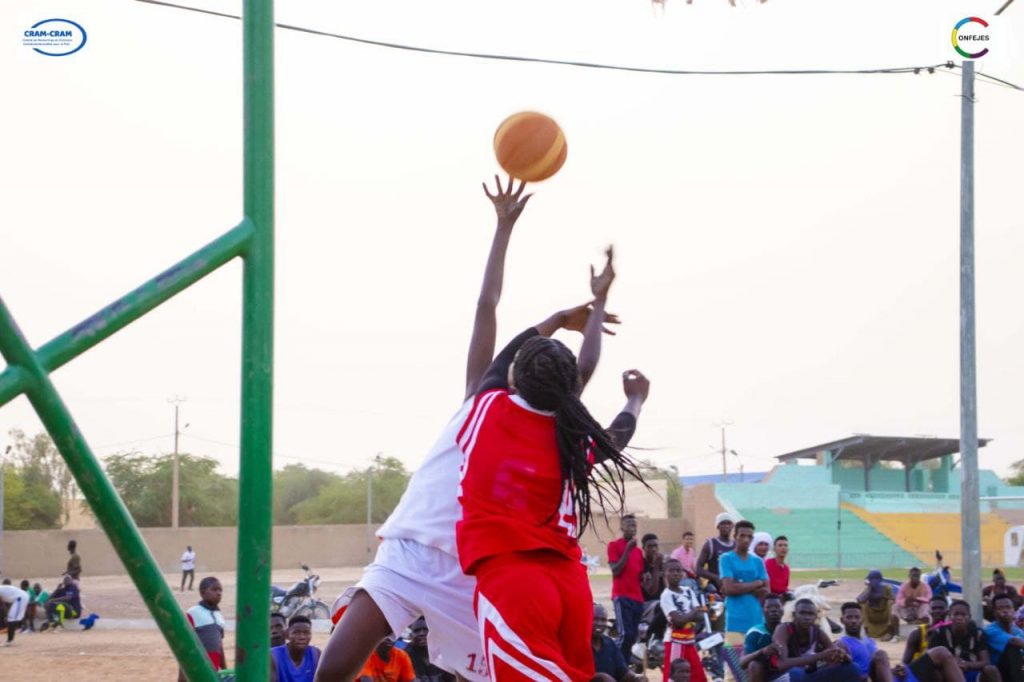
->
xmin=21 ymin=18 xmax=87 ymax=57
xmin=952 ymin=17 xmax=990 ymax=59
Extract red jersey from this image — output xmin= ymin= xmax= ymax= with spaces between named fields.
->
xmin=765 ymin=557 xmax=790 ymax=594
xmin=456 ymin=389 xmax=582 ymax=575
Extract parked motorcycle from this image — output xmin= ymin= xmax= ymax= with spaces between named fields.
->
xmin=271 ymin=564 xmax=330 ymax=620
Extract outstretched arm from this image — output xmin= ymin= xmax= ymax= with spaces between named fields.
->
xmin=475 ymin=303 xmax=620 ymax=395
xmin=577 ymin=246 xmax=615 ymax=389
xmin=465 ymin=175 xmax=532 ymax=400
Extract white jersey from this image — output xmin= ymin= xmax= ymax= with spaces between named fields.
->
xmin=376 ymin=400 xmax=472 ymax=557
xmin=181 ymin=550 xmax=196 ymax=571
xmin=0 ymin=584 xmax=29 ymax=605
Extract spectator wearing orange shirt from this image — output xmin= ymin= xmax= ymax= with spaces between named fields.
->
xmin=359 ymin=636 xmax=416 ymax=682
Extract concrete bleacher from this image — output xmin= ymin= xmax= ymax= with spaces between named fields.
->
xmin=713 ymin=464 xmax=928 ymax=569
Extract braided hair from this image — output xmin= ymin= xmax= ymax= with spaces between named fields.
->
xmin=511 ymin=336 xmax=645 ymax=535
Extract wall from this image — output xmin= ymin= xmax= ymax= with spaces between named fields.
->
xmin=681 ymin=483 xmax=723 ymax=545
xmin=3 ymin=517 xmax=688 ymax=579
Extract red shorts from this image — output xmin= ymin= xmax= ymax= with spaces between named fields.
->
xmin=473 ymin=551 xmax=593 ymax=682
xmin=663 ymin=641 xmax=707 ymax=682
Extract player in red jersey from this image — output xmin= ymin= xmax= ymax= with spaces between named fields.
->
xmin=457 ymin=249 xmax=651 ymax=682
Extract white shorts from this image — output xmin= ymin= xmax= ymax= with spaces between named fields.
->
xmin=331 ymin=537 xmax=487 ymax=682
xmin=5 ymin=596 xmax=28 ymax=622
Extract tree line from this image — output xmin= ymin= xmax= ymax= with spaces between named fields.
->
xmin=3 ymin=429 xmax=686 ymax=530
xmin=2 ymin=430 xmax=411 ymax=529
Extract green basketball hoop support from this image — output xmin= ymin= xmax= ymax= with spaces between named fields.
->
xmin=0 ymin=1 xmax=275 ymax=680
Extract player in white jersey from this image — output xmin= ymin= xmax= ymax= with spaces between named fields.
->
xmin=316 ymin=179 xmax=619 ymax=682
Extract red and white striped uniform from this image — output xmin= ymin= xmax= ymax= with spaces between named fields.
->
xmin=457 ymin=388 xmax=593 ymax=682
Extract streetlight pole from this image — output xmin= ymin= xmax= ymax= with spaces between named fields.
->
xmin=169 ymin=396 xmax=185 ymax=529
xmin=366 ymin=452 xmax=382 ymax=560
xmin=958 ymin=60 xmax=982 ymax=624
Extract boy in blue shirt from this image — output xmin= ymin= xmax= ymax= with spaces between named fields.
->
xmin=985 ymin=594 xmax=1024 ymax=682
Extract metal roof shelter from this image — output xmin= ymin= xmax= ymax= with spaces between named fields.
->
xmin=775 ymin=435 xmax=990 ymax=492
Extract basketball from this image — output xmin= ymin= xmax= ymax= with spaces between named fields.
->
xmin=493 ymin=111 xmax=567 ymax=182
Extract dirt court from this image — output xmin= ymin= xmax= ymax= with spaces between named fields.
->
xmin=0 ymin=568 xmax=906 ymax=681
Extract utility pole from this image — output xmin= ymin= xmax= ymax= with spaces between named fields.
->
xmin=169 ymin=396 xmax=186 ymax=529
xmin=366 ymin=452 xmax=382 ymax=560
xmin=714 ymin=422 xmax=733 ymax=480
xmin=958 ymin=60 xmax=982 ymax=624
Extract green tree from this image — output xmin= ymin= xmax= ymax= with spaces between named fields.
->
xmin=1007 ymin=459 xmax=1024 ymax=486
xmin=292 ymin=457 xmax=410 ymax=525
xmin=2 ymin=463 xmax=63 ymax=529
xmin=273 ymin=464 xmax=340 ymax=525
xmin=104 ymin=452 xmax=238 ymax=527
xmin=8 ymin=429 xmax=76 ymax=526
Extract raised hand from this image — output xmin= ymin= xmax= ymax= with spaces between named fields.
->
xmin=561 ymin=302 xmax=620 ymax=336
xmin=590 ymin=246 xmax=615 ymax=301
xmin=483 ymin=174 xmax=532 ymax=228
xmin=621 ymin=370 xmax=650 ymax=404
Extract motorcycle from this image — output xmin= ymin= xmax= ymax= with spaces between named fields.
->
xmin=271 ymin=564 xmax=330 ymax=620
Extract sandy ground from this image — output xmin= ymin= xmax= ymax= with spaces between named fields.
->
xmin=0 ymin=568 xmax=908 ymax=681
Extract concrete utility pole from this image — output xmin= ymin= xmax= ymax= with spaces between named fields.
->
xmin=958 ymin=60 xmax=982 ymax=624
xmin=366 ymin=452 xmax=382 ymax=560
xmin=714 ymin=422 xmax=733 ymax=479
xmin=0 ymin=445 xmax=9 ymax=575
xmin=169 ymin=396 xmax=186 ymax=529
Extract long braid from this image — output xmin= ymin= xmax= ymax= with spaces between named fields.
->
xmin=513 ymin=336 xmax=646 ymax=535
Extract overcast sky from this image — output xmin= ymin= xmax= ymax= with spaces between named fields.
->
xmin=1 ymin=0 xmax=1022 ymax=483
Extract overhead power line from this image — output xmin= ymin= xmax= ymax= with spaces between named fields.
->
xmin=134 ymin=0 xmax=1020 ymax=86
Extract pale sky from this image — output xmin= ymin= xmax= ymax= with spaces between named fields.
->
xmin=1 ymin=0 xmax=1022 ymax=483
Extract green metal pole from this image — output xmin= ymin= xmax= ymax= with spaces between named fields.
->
xmin=236 ymin=0 xmax=275 ymax=679
xmin=0 ymin=219 xmax=253 ymax=407
xmin=0 ymin=297 xmax=218 ymax=682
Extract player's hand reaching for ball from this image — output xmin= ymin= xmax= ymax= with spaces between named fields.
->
xmin=590 ymin=246 xmax=615 ymax=301
xmin=483 ymin=174 xmax=532 ymax=229
xmin=622 ymin=370 xmax=650 ymax=405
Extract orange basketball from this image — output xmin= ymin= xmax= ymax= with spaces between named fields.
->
xmin=493 ymin=111 xmax=567 ymax=182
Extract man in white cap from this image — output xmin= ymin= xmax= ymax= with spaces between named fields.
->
xmin=696 ymin=513 xmax=736 ymax=636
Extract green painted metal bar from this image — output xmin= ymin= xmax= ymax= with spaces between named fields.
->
xmin=0 ymin=297 xmax=218 ymax=682
xmin=236 ymin=0 xmax=275 ymax=679
xmin=0 ymin=219 xmax=254 ymax=407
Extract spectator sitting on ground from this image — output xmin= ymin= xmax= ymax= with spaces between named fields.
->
xmin=592 ymin=602 xmax=644 ymax=682
xmin=670 ymin=531 xmax=698 ymax=577
xmin=985 ymin=594 xmax=1024 ymax=682
xmin=270 ymin=614 xmax=320 ymax=682
xmin=927 ymin=600 xmax=998 ymax=682
xmin=901 ymin=597 xmax=950 ymax=666
xmin=837 ymin=600 xmax=893 ymax=682
xmin=765 ymin=536 xmax=791 ymax=599
xmin=742 ymin=593 xmax=785 ymax=682
xmin=858 ymin=570 xmax=900 ymax=642
xmin=43 ymin=574 xmax=81 ymax=631
xmin=27 ymin=582 xmax=48 ymax=632
xmin=752 ymin=532 xmax=772 ymax=560
xmin=983 ymin=569 xmax=1022 ymax=622
xmin=358 ymin=636 xmax=415 ymax=682
xmin=271 ymin=611 xmax=287 ymax=648
xmin=397 ymin=617 xmax=454 ymax=682
xmin=897 ymin=568 xmax=933 ymax=625
xmin=773 ymin=598 xmax=860 ymax=682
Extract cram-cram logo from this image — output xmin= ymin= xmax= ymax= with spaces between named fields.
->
xmin=952 ymin=17 xmax=990 ymax=59
xmin=22 ymin=18 xmax=87 ymax=57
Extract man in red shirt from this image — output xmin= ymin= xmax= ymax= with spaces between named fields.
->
xmin=608 ymin=514 xmax=645 ymax=662
xmin=765 ymin=535 xmax=791 ymax=597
